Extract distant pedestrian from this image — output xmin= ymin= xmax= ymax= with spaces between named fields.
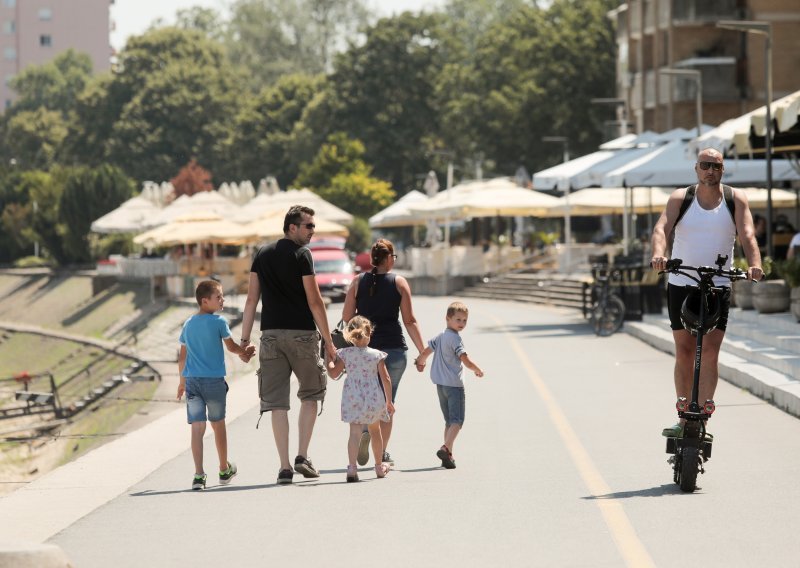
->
xmin=239 ymin=205 xmax=338 ymax=485
xmin=414 ymin=302 xmax=484 ymax=469
xmin=177 ymin=280 xmax=255 ymax=491
xmin=341 ymin=238 xmax=425 ymax=468
xmin=327 ymin=316 xmax=395 ymax=482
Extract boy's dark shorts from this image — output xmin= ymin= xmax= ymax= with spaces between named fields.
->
xmin=258 ymin=329 xmax=327 ymax=412
xmin=667 ymin=284 xmax=731 ymax=332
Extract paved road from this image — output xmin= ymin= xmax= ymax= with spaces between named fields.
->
xmin=48 ymin=297 xmax=800 ymax=567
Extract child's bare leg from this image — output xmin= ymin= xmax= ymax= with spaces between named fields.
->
xmin=210 ymin=419 xmax=228 ymax=471
xmin=380 ymin=417 xmax=393 ymax=454
xmin=347 ymin=423 xmax=362 ymax=466
xmin=191 ymin=422 xmax=206 ymax=474
xmin=444 ymin=424 xmax=462 ymax=454
xmin=368 ymin=421 xmax=383 ymax=464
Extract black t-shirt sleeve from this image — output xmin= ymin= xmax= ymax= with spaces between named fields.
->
xmin=298 ymin=247 xmax=315 ymax=276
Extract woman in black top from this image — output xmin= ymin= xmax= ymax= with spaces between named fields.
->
xmin=341 ymin=239 xmax=425 ymax=466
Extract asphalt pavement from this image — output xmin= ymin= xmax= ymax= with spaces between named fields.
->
xmin=3 ymin=297 xmax=800 ymax=567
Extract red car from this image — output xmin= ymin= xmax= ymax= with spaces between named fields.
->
xmin=308 ymin=241 xmax=355 ymax=302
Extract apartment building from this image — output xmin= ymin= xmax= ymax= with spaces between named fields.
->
xmin=609 ymin=0 xmax=800 ymax=136
xmin=0 ymin=0 xmax=111 ymax=110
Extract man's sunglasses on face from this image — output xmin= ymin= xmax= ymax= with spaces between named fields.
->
xmin=295 ymin=222 xmax=315 ymax=229
xmin=698 ymin=161 xmax=723 ymax=171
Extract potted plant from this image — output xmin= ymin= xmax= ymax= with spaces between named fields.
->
xmin=777 ymin=258 xmax=800 ymax=321
xmin=752 ymin=256 xmax=790 ymax=313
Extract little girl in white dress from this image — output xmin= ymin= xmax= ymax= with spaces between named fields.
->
xmin=328 ymin=316 xmax=395 ymax=482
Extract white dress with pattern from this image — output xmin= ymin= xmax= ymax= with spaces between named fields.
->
xmin=337 ymin=346 xmax=390 ymax=424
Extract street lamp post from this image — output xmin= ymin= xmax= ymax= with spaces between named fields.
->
xmin=591 ymin=97 xmax=629 ymax=137
xmin=717 ymin=20 xmax=774 ymax=258
xmin=542 ymin=136 xmax=572 ymax=272
xmin=659 ymin=68 xmax=703 ymax=137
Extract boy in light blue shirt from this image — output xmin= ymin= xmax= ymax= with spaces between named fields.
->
xmin=178 ymin=280 xmax=255 ymax=490
xmin=415 ymin=301 xmax=484 ymax=469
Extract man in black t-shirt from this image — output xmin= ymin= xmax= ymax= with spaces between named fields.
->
xmin=239 ymin=205 xmax=337 ymax=485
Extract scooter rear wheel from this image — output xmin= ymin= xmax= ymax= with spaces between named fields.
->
xmin=679 ymin=446 xmax=699 ymax=492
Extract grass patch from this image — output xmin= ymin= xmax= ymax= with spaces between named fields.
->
xmin=58 ymin=380 xmax=158 ymax=464
xmin=0 ymin=333 xmax=84 ymax=378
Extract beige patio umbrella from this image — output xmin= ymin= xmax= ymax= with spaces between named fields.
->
xmin=242 ymin=210 xmax=349 ymax=242
xmin=236 ymin=189 xmax=354 ymax=224
xmin=90 ymin=196 xmax=163 ymax=234
xmin=542 ymin=187 xmax=672 ymax=217
xmin=407 ymin=178 xmax=561 ymax=219
xmin=153 ymin=191 xmax=241 ymax=225
xmin=133 ymin=213 xmax=257 ymax=247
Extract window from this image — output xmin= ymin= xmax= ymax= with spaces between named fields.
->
xmin=2 ymin=0 xmax=16 ymax=8
xmin=3 ymin=46 xmax=15 ymax=60
xmin=4 ymin=74 xmax=13 ymax=86
xmin=40 ymin=34 xmax=51 ymax=47
xmin=2 ymin=20 xmax=14 ymax=33
xmin=38 ymin=8 xmax=52 ymax=21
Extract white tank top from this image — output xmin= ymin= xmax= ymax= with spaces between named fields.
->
xmin=669 ymin=191 xmax=736 ymax=287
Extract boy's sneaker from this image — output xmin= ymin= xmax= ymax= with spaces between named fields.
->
xmin=382 ymin=451 xmax=394 ymax=467
xmin=277 ymin=468 xmax=294 ymax=484
xmin=191 ymin=473 xmax=207 ymax=491
xmin=357 ymin=431 xmax=371 ymax=466
xmin=219 ymin=462 xmax=237 ymax=485
xmin=294 ymin=455 xmax=320 ymax=478
xmin=436 ymin=446 xmax=456 ymax=469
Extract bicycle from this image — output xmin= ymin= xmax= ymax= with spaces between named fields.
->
xmin=589 ymin=267 xmax=626 ymax=337
xmin=660 ymin=254 xmax=749 ymax=492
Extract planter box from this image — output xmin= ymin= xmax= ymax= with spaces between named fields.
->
xmin=732 ymin=280 xmax=755 ymax=309
xmin=753 ymin=279 xmax=790 ymax=314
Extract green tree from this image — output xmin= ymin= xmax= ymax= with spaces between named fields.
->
xmin=4 ymin=109 xmax=68 ymax=169
xmin=7 ymin=49 xmax=93 ymax=115
xmin=293 ymin=132 xmax=369 ymax=189
xmin=59 ymin=165 xmax=135 ymax=262
xmin=220 ymin=73 xmax=328 ymax=187
xmin=18 ymin=170 xmax=67 ymax=264
xmin=317 ymin=171 xmax=395 ymax=219
xmin=71 ymin=28 xmax=243 ymax=181
xmin=329 ymin=12 xmax=454 ymax=191
xmin=225 ymin=0 xmax=368 ymax=90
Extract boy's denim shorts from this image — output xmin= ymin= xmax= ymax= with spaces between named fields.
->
xmin=436 ymin=384 xmax=465 ymax=426
xmin=383 ymin=348 xmax=408 ymax=403
xmin=185 ymin=377 xmax=228 ymax=423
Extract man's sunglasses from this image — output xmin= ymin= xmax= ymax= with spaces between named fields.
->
xmin=294 ymin=222 xmax=315 ymax=229
xmin=698 ymin=161 xmax=723 ymax=171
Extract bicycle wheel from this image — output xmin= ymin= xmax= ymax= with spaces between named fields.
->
xmin=679 ymin=446 xmax=699 ymax=492
xmin=592 ymin=294 xmax=626 ymax=337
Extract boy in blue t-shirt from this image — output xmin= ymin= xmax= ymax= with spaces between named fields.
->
xmin=414 ymin=301 xmax=484 ymax=470
xmin=178 ymin=280 xmax=255 ymax=490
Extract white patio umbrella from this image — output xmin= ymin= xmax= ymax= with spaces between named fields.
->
xmin=90 ymin=196 xmax=163 ymax=234
xmin=369 ymin=190 xmax=428 ymax=228
xmin=544 ymin=187 xmax=671 ymax=216
xmin=154 ymin=191 xmax=241 ymax=225
xmin=603 ymin=139 xmax=800 ymax=188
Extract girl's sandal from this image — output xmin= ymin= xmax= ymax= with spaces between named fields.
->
xmin=375 ymin=463 xmax=389 ymax=478
xmin=346 ymin=465 xmax=359 ymax=483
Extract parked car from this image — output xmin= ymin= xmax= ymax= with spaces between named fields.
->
xmin=309 ymin=246 xmax=355 ymax=302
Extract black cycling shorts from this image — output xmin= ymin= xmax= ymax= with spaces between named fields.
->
xmin=667 ymin=283 xmax=731 ymax=332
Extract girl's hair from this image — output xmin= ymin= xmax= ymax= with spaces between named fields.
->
xmin=368 ymin=238 xmax=395 ymax=296
xmin=344 ymin=315 xmax=373 ymax=343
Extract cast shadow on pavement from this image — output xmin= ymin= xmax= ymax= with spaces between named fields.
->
xmin=581 ymin=484 xmax=689 ymax=500
xmin=477 ymin=322 xmax=595 ymax=338
xmin=129 ymin=483 xmax=281 ymax=496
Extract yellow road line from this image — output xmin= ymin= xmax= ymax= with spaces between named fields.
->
xmin=496 ymin=318 xmax=656 ymax=568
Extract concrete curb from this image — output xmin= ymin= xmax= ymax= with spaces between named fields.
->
xmin=0 ymin=540 xmax=72 ymax=567
xmin=625 ymin=318 xmax=800 ymax=419
xmin=0 ymin=367 xmax=259 ymax=543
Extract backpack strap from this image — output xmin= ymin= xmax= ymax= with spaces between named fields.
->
xmin=722 ymin=184 xmax=736 ymax=223
xmin=674 ymin=185 xmax=696 ymax=227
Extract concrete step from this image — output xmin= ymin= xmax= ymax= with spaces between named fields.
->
xmin=627 ymin=311 xmax=800 ymax=418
